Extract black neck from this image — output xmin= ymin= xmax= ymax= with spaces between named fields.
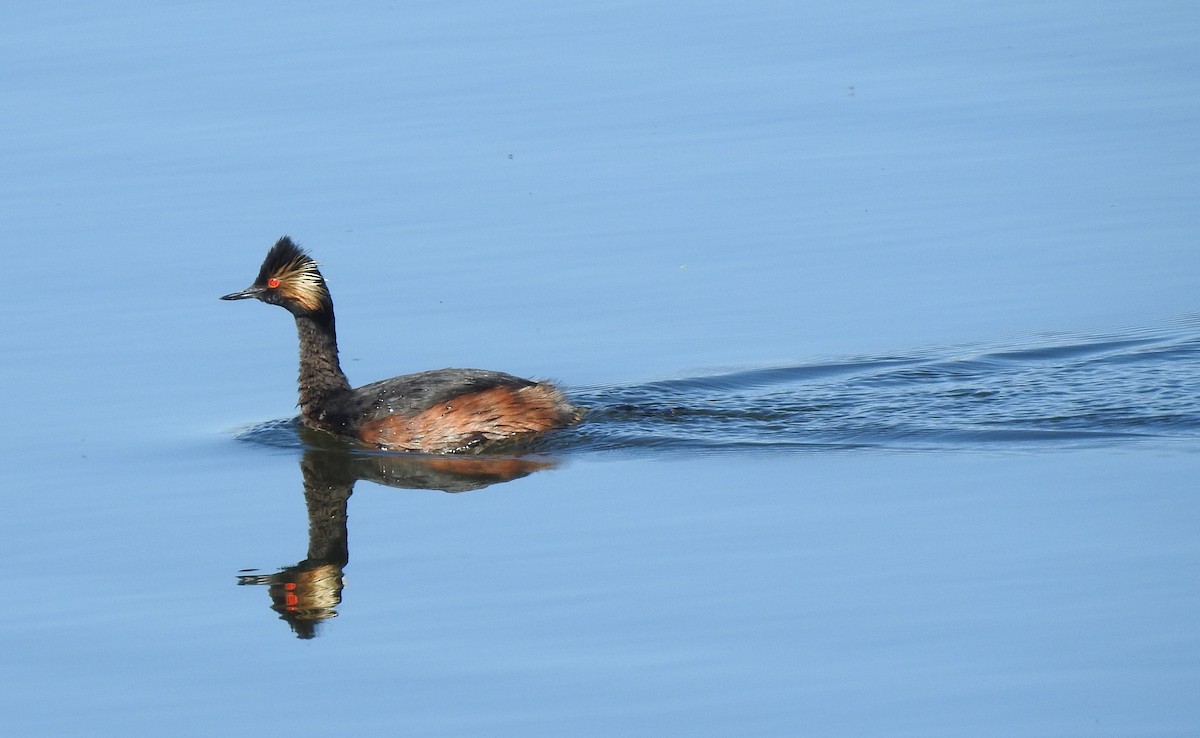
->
xmin=294 ymin=311 xmax=352 ymax=426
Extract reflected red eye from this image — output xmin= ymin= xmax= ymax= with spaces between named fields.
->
xmin=267 ymin=277 xmax=281 ymax=289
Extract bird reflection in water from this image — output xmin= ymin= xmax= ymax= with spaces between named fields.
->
xmin=237 ymin=438 xmax=554 ymax=639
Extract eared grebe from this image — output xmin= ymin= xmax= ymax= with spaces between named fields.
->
xmin=221 ymin=237 xmax=580 ymax=453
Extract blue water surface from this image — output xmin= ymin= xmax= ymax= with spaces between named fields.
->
xmin=1 ymin=2 xmax=1198 ymax=736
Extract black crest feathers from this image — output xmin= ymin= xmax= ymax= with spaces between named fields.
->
xmin=255 ymin=236 xmax=330 ymax=314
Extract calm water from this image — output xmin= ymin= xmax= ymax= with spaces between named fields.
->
xmin=3 ymin=2 xmax=1198 ymax=736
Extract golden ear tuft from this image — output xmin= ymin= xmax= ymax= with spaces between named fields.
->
xmin=256 ymin=237 xmax=329 ymax=313
xmin=274 ymin=257 xmax=327 ymax=312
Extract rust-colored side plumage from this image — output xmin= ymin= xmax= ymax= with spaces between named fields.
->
xmin=358 ymin=383 xmax=578 ymax=453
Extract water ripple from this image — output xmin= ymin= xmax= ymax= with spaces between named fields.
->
xmin=559 ymin=320 xmax=1200 ymax=454
xmin=238 ymin=319 xmax=1200 ymax=456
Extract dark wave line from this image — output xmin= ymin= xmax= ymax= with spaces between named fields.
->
xmin=558 ymin=322 xmax=1200 ymax=454
xmin=236 ymin=320 xmax=1200 ymax=456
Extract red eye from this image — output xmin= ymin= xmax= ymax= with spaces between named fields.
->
xmin=267 ymin=277 xmax=281 ymax=289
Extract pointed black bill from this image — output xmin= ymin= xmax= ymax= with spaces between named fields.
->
xmin=220 ymin=286 xmax=264 ymax=301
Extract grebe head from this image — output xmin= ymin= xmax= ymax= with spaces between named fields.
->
xmin=221 ymin=236 xmax=332 ymax=317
